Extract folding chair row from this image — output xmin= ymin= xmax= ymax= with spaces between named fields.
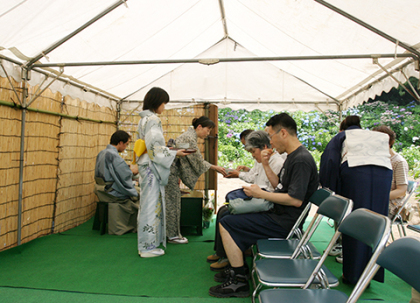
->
xmin=258 ymin=233 xmax=420 ymax=303
xmin=251 ymin=193 xmax=354 ymax=303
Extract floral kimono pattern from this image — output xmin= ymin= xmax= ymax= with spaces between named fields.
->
xmin=136 ymin=110 xmax=177 ymax=252
xmin=165 ymin=126 xmax=212 ymax=238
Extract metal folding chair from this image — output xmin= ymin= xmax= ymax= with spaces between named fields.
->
xmin=390 ymin=180 xmax=418 ymax=241
xmin=251 ymin=195 xmax=353 ymax=303
xmin=257 ymin=208 xmax=392 ymax=303
xmin=253 ymin=188 xmax=334 ymax=262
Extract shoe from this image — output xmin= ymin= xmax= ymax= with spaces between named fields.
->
xmin=168 ymin=236 xmax=188 ymax=244
xmin=336 ymin=253 xmax=343 ymax=264
xmin=207 ymin=253 xmax=221 ymax=263
xmin=209 ymin=269 xmax=250 ymax=298
xmin=214 ymin=266 xmax=250 ymax=283
xmin=139 ymin=248 xmax=165 ymax=258
xmin=328 ymin=244 xmax=342 ymax=256
xmin=210 ymin=258 xmax=229 ymax=272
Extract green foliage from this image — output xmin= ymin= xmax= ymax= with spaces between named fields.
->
xmin=218 ymin=101 xmax=420 ymax=177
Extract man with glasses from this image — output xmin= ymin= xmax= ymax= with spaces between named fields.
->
xmin=209 ymin=113 xmax=319 ymax=298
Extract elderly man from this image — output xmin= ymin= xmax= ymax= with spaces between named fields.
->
xmin=209 ymin=113 xmax=319 ymax=298
xmin=95 ymin=130 xmax=139 ymax=235
xmin=208 ymin=130 xmax=287 ymax=271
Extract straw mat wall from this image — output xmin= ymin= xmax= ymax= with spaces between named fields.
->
xmin=0 ymin=77 xmax=22 ymax=250
xmin=54 ymin=96 xmax=116 ymax=233
xmin=0 ymin=76 xmax=117 ymax=251
xmin=1 ymin=74 xmax=217 ymax=252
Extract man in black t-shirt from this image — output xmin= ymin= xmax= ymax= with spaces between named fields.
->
xmin=209 ymin=113 xmax=319 ymax=298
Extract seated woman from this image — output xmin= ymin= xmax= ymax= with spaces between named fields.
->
xmin=208 ymin=130 xmax=287 ymax=271
xmin=164 ymin=116 xmax=227 ymax=244
xmin=372 ymin=125 xmax=409 ymax=219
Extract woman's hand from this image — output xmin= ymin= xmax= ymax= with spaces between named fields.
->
xmin=176 ymin=149 xmax=188 ymax=157
xmin=225 ymin=170 xmax=240 ymax=178
xmin=213 ymin=165 xmax=228 ymax=177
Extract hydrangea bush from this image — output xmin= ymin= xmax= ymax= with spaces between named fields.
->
xmin=218 ymin=101 xmax=420 ymax=180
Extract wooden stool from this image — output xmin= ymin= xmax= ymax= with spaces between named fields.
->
xmin=92 ymin=202 xmax=108 ymax=235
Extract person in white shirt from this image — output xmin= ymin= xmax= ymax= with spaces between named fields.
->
xmin=207 ymin=130 xmax=287 ymax=271
xmin=372 ymin=125 xmax=409 ymax=219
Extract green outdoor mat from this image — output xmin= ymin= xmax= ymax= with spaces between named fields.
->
xmin=0 ymin=217 xmax=412 ymax=303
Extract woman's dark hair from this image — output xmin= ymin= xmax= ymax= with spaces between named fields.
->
xmin=372 ymin=125 xmax=396 ymax=147
xmin=340 ymin=115 xmax=361 ymax=130
xmin=240 ymin=129 xmax=254 ymax=140
xmin=266 ymin=113 xmax=297 ymax=136
xmin=192 ymin=116 xmax=216 ymax=129
xmin=142 ymin=87 xmax=169 ymax=112
xmin=110 ymin=130 xmax=131 ymax=145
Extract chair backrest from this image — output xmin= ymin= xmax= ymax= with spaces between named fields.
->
xmin=317 ymin=195 xmax=352 ymax=224
xmin=301 ymin=194 xmax=353 ymax=287
xmin=310 ymin=187 xmax=334 ymax=207
xmin=302 ymin=195 xmax=353 ymax=251
xmin=339 ymin=208 xmax=390 ymax=251
xmin=376 ymin=237 xmax=420 ymax=293
xmin=391 ymin=180 xmax=418 ymax=224
xmin=339 ymin=209 xmax=391 ymax=303
xmin=286 ymin=187 xmax=333 ymax=239
xmin=407 ymin=180 xmax=418 ymax=194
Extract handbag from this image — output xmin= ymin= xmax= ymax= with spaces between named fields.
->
xmin=228 ymin=197 xmax=274 ymax=215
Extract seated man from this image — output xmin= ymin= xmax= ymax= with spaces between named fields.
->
xmin=94 ymin=130 xmax=139 ymax=235
xmin=208 ymin=130 xmax=287 ymax=271
xmin=209 ymin=113 xmax=319 ymax=298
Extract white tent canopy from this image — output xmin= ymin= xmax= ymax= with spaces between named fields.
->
xmin=1 ymin=0 xmax=419 ymax=112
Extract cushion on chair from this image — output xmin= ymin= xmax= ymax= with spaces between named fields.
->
xmin=259 ymin=288 xmax=348 ymax=303
xmin=256 ymin=238 xmax=321 ymax=259
xmin=255 ymin=258 xmax=339 ymax=287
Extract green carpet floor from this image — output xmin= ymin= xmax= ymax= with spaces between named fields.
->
xmin=0 ymin=217 xmax=413 ymax=302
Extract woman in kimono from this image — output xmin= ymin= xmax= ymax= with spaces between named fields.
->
xmin=319 ymin=115 xmax=392 ymax=284
xmin=165 ymin=116 xmax=227 ymax=244
xmin=136 ymin=87 xmax=187 ymax=258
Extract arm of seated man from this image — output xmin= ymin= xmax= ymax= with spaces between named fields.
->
xmin=243 ymin=184 xmax=302 ymax=207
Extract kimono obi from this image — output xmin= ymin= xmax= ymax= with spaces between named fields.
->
xmin=341 ymin=129 xmax=391 ymax=170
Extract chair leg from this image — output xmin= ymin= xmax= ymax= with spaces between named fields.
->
xmin=252 ymin=283 xmax=262 ymax=303
xmin=401 ymin=224 xmax=407 ymax=237
xmin=390 ymin=229 xmax=395 ymax=242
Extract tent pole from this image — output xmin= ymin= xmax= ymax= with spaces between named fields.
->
xmin=31 ymin=53 xmax=416 ymax=69
xmin=17 ymin=75 xmax=29 ymax=246
xmin=401 ymin=71 xmax=420 ymax=102
xmin=218 ymin=0 xmax=229 ymax=38
xmin=204 ymin=103 xmax=210 ymax=207
xmin=375 ymin=61 xmax=420 ymax=102
xmin=26 ymin=0 xmax=127 ymax=67
xmin=26 ymin=68 xmax=64 ymax=108
xmin=338 ymin=60 xmax=414 ymax=102
xmin=0 ymin=60 xmax=22 ymax=105
xmin=1 ymin=54 xmax=120 ymax=104
xmin=314 ymin=0 xmax=420 ymax=59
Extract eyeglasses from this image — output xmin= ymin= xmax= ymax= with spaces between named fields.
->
xmin=268 ymin=128 xmax=282 ymax=140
